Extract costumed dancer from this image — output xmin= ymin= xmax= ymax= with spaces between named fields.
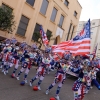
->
xmin=4 ymin=39 xmax=11 ymax=44
xmin=31 ymin=43 xmax=38 ymax=50
xmin=0 ymin=44 xmax=8 ymax=71
xmin=19 ymin=48 xmax=27 ymax=69
xmin=36 ymin=51 xmax=42 ymax=66
xmin=29 ymin=62 xmax=47 ymax=90
xmin=0 ymin=51 xmax=4 ymax=69
xmin=45 ymin=61 xmax=67 ymax=100
xmin=11 ymin=37 xmax=17 ymax=45
xmin=20 ymin=41 xmax=27 ymax=50
xmin=49 ymin=53 xmax=55 ymax=71
xmin=42 ymin=54 xmax=51 ymax=74
xmin=16 ymin=53 xmax=31 ymax=83
xmin=72 ymin=65 xmax=89 ymax=100
xmin=3 ymin=46 xmax=19 ymax=75
xmin=82 ymin=59 xmax=93 ymax=94
xmin=3 ymin=44 xmax=12 ymax=75
xmin=11 ymin=46 xmax=20 ymax=77
xmin=91 ymin=66 xmax=100 ymax=89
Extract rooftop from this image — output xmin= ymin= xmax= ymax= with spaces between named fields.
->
xmin=77 ymin=0 xmax=82 ymax=8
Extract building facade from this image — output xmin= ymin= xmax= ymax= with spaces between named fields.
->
xmin=77 ymin=19 xmax=100 ymax=57
xmin=0 ymin=0 xmax=82 ymax=46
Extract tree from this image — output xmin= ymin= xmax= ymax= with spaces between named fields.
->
xmin=47 ymin=32 xmax=53 ymax=41
xmin=0 ymin=5 xmax=16 ymax=34
xmin=33 ymin=32 xmax=52 ymax=49
xmin=32 ymin=32 xmax=42 ymax=49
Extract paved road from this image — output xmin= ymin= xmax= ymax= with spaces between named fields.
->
xmin=0 ymin=67 xmax=100 ymax=100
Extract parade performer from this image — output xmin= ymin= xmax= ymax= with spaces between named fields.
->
xmin=36 ymin=51 xmax=42 ymax=66
xmin=91 ymin=66 xmax=100 ymax=89
xmin=72 ymin=69 xmax=84 ymax=100
xmin=42 ymin=53 xmax=51 ymax=74
xmin=20 ymin=47 xmax=28 ymax=63
xmin=4 ymin=39 xmax=11 ymax=44
xmin=29 ymin=62 xmax=47 ymax=90
xmin=45 ymin=61 xmax=67 ymax=100
xmin=2 ymin=44 xmax=12 ymax=75
xmin=3 ymin=46 xmax=20 ymax=75
xmin=20 ymin=41 xmax=27 ymax=48
xmin=0 ymin=44 xmax=8 ymax=71
xmin=16 ymin=53 xmax=31 ymax=83
xmin=0 ymin=51 xmax=4 ymax=69
xmin=11 ymin=37 xmax=17 ymax=45
xmin=11 ymin=47 xmax=20 ymax=77
xmin=72 ymin=64 xmax=90 ymax=100
xmin=31 ymin=43 xmax=38 ymax=50
xmin=49 ymin=53 xmax=55 ymax=71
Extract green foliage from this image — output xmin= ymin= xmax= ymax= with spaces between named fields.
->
xmin=33 ymin=32 xmax=41 ymax=42
xmin=47 ymin=32 xmax=53 ymax=41
xmin=33 ymin=32 xmax=42 ymax=49
xmin=0 ymin=5 xmax=16 ymax=33
xmin=33 ymin=32 xmax=52 ymax=48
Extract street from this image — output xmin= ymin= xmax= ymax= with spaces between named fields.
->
xmin=0 ymin=67 xmax=100 ymax=100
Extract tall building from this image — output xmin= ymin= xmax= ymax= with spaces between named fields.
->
xmin=0 ymin=0 xmax=82 ymax=46
xmin=77 ymin=19 xmax=100 ymax=57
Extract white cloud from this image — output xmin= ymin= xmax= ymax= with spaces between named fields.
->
xmin=78 ymin=0 xmax=100 ymax=21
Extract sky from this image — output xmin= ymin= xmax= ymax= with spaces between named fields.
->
xmin=78 ymin=0 xmax=100 ymax=21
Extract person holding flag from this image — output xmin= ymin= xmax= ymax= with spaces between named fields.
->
xmin=71 ymin=19 xmax=91 ymax=100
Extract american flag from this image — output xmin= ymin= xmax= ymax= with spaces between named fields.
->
xmin=40 ymin=25 xmax=49 ymax=46
xmin=52 ymin=19 xmax=91 ymax=56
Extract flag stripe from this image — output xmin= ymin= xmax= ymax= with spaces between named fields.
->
xmin=53 ymin=39 xmax=90 ymax=48
xmin=68 ymin=45 xmax=90 ymax=49
xmin=65 ymin=47 xmax=90 ymax=51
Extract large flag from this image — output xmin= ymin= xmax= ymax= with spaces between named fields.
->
xmin=53 ymin=19 xmax=91 ymax=56
xmin=40 ymin=25 xmax=49 ymax=46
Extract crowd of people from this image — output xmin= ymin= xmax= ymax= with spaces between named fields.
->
xmin=0 ymin=37 xmax=100 ymax=100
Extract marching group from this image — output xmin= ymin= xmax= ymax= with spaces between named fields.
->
xmin=0 ymin=37 xmax=100 ymax=100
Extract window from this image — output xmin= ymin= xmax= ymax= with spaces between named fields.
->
xmin=50 ymin=7 xmax=57 ymax=22
xmin=46 ymin=30 xmax=52 ymax=40
xmin=83 ymin=23 xmax=85 ymax=26
xmin=64 ymin=0 xmax=69 ymax=7
xmin=34 ymin=23 xmax=41 ymax=33
xmin=79 ymin=24 xmax=81 ymax=27
xmin=26 ymin=0 xmax=35 ymax=6
xmin=66 ymin=23 xmax=72 ymax=41
xmin=17 ymin=15 xmax=29 ymax=36
xmin=58 ymin=15 xmax=64 ymax=27
xmin=91 ymin=32 xmax=93 ymax=34
xmin=40 ymin=0 xmax=49 ymax=15
xmin=32 ymin=23 xmax=41 ymax=40
xmin=74 ymin=11 xmax=77 ymax=17
xmin=2 ymin=3 xmax=13 ymax=12
xmin=70 ymin=26 xmax=75 ymax=39
xmin=46 ymin=30 xmax=52 ymax=35
xmin=92 ymin=23 xmax=95 ymax=25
